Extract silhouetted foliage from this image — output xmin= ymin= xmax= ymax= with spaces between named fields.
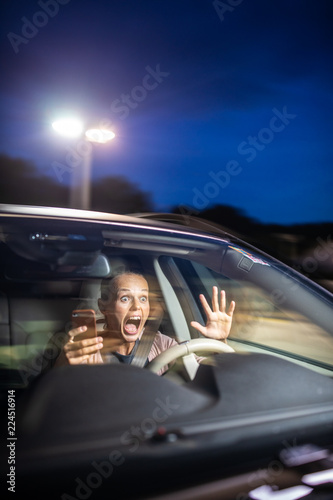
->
xmin=172 ymin=204 xmax=260 ymax=238
xmin=172 ymin=204 xmax=333 ymax=286
xmin=91 ymin=176 xmax=153 ymax=214
xmin=198 ymin=205 xmax=260 ymax=235
xmin=0 ymin=154 xmax=69 ymax=207
xmin=0 ymin=154 xmax=153 ymax=214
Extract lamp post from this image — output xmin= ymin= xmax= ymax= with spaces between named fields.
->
xmin=52 ymin=119 xmax=115 ymax=210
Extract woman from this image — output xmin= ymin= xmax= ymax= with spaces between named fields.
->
xmin=55 ymin=272 xmax=235 ymax=372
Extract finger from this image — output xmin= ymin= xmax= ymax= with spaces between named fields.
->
xmin=199 ymin=294 xmax=213 ymax=318
xmin=212 ymin=286 xmax=219 ymax=313
xmin=68 ymin=326 xmax=87 ymax=335
xmin=228 ymin=300 xmax=236 ymax=316
xmin=65 ymin=342 xmax=103 ymax=358
xmin=64 ymin=337 xmax=103 ymax=354
xmin=66 ymin=354 xmax=91 ymax=365
xmin=220 ymin=289 xmax=226 ymax=312
xmin=65 ymin=335 xmax=103 ymax=349
xmin=190 ymin=321 xmax=206 ymax=335
xmin=76 ymin=336 xmax=104 ymax=348
xmin=67 ymin=326 xmax=87 ymax=339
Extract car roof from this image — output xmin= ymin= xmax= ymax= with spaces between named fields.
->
xmin=0 ymin=203 xmax=234 ymax=241
xmin=0 ymin=203 xmax=307 ymax=270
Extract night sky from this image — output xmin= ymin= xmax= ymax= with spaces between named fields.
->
xmin=0 ymin=0 xmax=332 ymax=224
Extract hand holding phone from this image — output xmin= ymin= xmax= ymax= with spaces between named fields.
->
xmin=71 ymin=309 xmax=97 ymax=341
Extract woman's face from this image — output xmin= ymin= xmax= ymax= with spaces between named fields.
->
xmin=100 ymin=274 xmax=150 ymax=344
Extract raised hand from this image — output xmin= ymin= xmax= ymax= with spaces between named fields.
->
xmin=190 ymin=286 xmax=235 ymax=342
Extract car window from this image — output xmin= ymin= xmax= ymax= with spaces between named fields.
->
xmin=172 ymin=256 xmax=333 ymax=369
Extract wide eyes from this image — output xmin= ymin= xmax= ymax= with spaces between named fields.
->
xmin=120 ymin=295 xmax=148 ymax=303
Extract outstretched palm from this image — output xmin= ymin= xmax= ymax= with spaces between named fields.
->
xmin=191 ymin=286 xmax=235 ymax=342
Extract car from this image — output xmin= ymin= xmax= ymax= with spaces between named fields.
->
xmin=0 ymin=204 xmax=333 ymax=500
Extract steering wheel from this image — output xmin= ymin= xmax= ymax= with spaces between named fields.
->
xmin=146 ymin=338 xmax=235 ymax=374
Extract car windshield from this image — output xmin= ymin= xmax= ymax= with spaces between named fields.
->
xmin=1 ymin=213 xmax=332 ymax=391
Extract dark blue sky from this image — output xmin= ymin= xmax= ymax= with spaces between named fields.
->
xmin=1 ymin=0 xmax=332 ymax=224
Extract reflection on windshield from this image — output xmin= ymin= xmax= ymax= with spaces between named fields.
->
xmin=0 ymin=217 xmax=332 ymax=393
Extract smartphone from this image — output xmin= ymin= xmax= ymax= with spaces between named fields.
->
xmin=71 ymin=309 xmax=97 ymax=341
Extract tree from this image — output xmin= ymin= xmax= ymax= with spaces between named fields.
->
xmin=173 ymin=203 xmax=259 ymax=236
xmin=91 ymin=176 xmax=153 ymax=214
xmin=0 ymin=154 xmax=153 ymax=214
xmin=0 ymin=154 xmax=68 ymax=207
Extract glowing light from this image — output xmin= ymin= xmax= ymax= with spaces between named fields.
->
xmin=302 ymin=468 xmax=333 ymax=486
xmin=52 ymin=118 xmax=84 ymax=138
xmin=249 ymin=484 xmax=313 ymax=500
xmin=85 ymin=129 xmax=116 ymax=143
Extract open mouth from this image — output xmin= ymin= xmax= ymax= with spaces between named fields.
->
xmin=124 ymin=316 xmax=141 ymax=335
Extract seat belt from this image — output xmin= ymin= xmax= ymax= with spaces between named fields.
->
xmin=131 ymin=298 xmax=164 ymax=368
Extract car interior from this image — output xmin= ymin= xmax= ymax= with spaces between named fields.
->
xmin=1 ymin=215 xmax=332 ymax=385
xmin=1 ymin=213 xmax=333 ymax=499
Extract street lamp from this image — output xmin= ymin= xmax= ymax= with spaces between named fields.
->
xmin=52 ymin=118 xmax=115 ymax=210
xmin=85 ymin=129 xmax=115 ymax=143
xmin=52 ymin=118 xmax=84 ymax=138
